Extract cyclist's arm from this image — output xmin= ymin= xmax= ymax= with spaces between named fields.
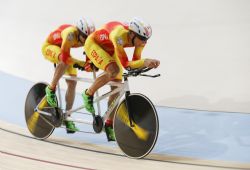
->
xmin=132 ymin=44 xmax=160 ymax=69
xmin=110 ymin=30 xmax=130 ymax=68
xmin=109 ymin=29 xmax=142 ymax=69
xmin=111 ymin=41 xmax=145 ymax=69
xmin=60 ymin=28 xmax=85 ymax=66
xmin=128 ymin=46 xmax=145 ymax=68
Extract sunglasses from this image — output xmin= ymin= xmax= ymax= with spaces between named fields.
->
xmin=79 ymin=31 xmax=88 ymax=39
xmin=136 ymin=34 xmax=148 ymax=42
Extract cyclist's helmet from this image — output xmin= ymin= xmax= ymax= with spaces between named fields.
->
xmin=76 ymin=18 xmax=95 ymax=37
xmin=128 ymin=17 xmax=152 ymax=41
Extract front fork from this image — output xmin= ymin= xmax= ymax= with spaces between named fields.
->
xmin=124 ymin=77 xmax=134 ymax=127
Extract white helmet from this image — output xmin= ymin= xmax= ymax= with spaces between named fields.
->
xmin=128 ymin=17 xmax=152 ymax=40
xmin=76 ymin=18 xmax=95 ymax=37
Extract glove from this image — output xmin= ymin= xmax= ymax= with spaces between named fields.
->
xmin=84 ymin=62 xmax=99 ymax=72
xmin=73 ymin=61 xmax=99 ymax=72
xmin=73 ymin=63 xmax=85 ymax=71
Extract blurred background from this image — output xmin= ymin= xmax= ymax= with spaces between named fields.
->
xmin=0 ymin=0 xmax=250 ymax=113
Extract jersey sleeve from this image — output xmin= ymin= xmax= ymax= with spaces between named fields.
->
xmin=110 ymin=26 xmax=146 ymax=69
xmin=60 ymin=27 xmax=77 ymax=65
xmin=128 ymin=46 xmax=145 ymax=68
xmin=109 ymin=27 xmax=130 ymax=68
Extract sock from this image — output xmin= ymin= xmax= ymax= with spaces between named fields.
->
xmin=49 ymin=85 xmax=56 ymax=91
xmin=86 ymin=89 xmax=94 ymax=96
xmin=105 ymin=119 xmax=113 ymax=127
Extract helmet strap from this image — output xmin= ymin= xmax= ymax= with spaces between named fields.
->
xmin=128 ymin=30 xmax=136 ymax=46
xmin=132 ymin=34 xmax=136 ymax=46
xmin=77 ymin=29 xmax=87 ymax=43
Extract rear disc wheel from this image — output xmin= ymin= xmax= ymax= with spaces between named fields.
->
xmin=25 ymin=82 xmax=55 ymax=139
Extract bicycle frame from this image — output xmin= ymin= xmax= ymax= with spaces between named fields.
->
xmin=34 ymin=67 xmax=159 ymax=129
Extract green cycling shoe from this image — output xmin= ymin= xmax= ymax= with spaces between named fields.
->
xmin=45 ymin=86 xmax=57 ymax=107
xmin=82 ymin=90 xmax=95 ymax=114
xmin=65 ymin=120 xmax=79 ymax=134
xmin=105 ymin=125 xmax=116 ymax=141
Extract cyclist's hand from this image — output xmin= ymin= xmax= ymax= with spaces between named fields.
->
xmin=73 ymin=60 xmax=99 ymax=72
xmin=73 ymin=61 xmax=85 ymax=71
xmin=84 ymin=61 xmax=99 ymax=72
xmin=144 ymin=59 xmax=160 ymax=68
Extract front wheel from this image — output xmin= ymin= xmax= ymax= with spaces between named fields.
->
xmin=114 ymin=93 xmax=159 ymax=159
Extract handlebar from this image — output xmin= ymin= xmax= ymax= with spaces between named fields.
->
xmin=123 ymin=67 xmax=161 ymax=78
xmin=73 ymin=63 xmax=160 ymax=78
xmin=73 ymin=63 xmax=85 ymax=71
xmin=73 ymin=63 xmax=99 ymax=72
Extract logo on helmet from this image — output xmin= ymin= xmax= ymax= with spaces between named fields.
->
xmin=145 ymin=27 xmax=150 ymax=37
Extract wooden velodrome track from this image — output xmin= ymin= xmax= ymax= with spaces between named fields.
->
xmin=1 ymin=120 xmax=249 ymax=170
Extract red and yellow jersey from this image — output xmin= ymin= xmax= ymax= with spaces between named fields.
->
xmin=46 ymin=24 xmax=83 ymax=65
xmin=92 ymin=21 xmax=145 ymax=68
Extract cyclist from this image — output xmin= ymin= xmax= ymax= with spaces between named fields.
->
xmin=83 ymin=17 xmax=160 ymax=141
xmin=42 ymin=18 xmax=95 ymax=133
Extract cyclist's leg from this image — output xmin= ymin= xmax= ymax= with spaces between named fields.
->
xmin=103 ymin=81 xmax=121 ymax=141
xmin=64 ymin=66 xmax=77 ymax=112
xmin=42 ymin=42 xmax=64 ymax=107
xmin=83 ymin=36 xmax=119 ymax=113
xmin=88 ymin=64 xmax=120 ymax=95
xmin=65 ymin=79 xmax=77 ymax=112
xmin=95 ymin=53 xmax=122 ymax=140
xmin=85 ymin=38 xmax=120 ymax=94
xmin=108 ymin=53 xmax=124 ymax=119
xmin=62 ymin=57 xmax=79 ymax=132
xmin=104 ymin=54 xmax=124 ymax=141
xmin=107 ymin=80 xmax=122 ymax=119
xmin=42 ymin=42 xmax=78 ymax=132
